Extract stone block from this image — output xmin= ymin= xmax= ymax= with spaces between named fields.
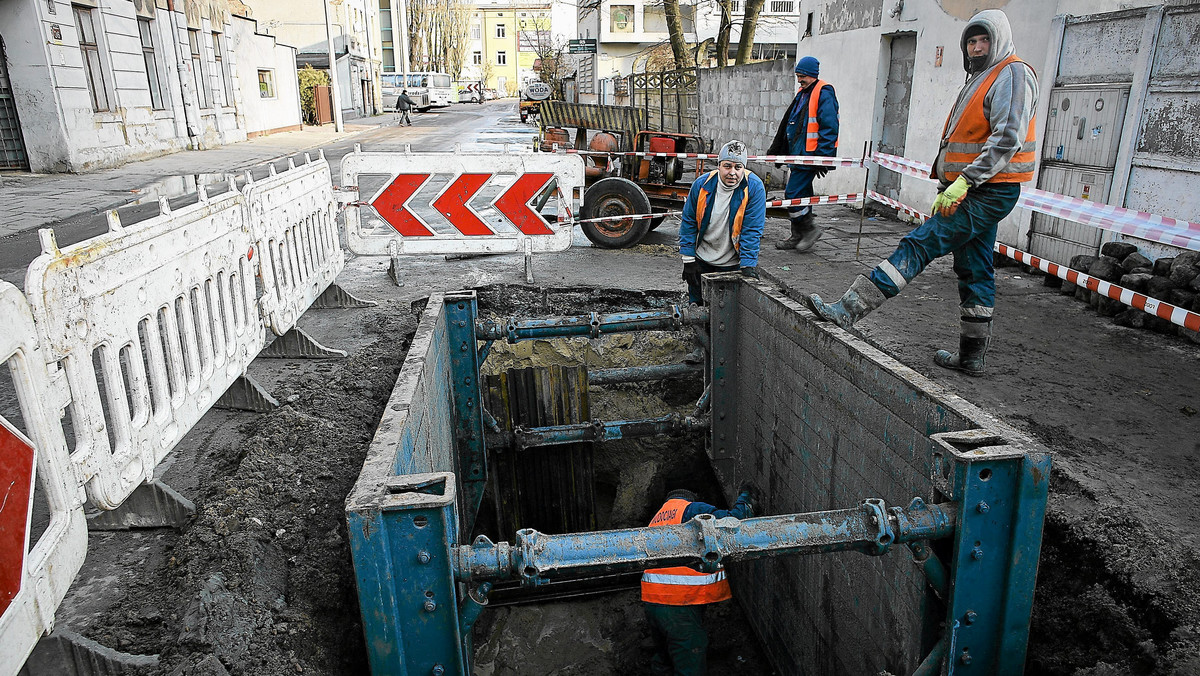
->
xmin=1101 ymin=241 xmax=1138 ymax=259
xmin=1174 ymin=251 xmax=1200 ymax=270
xmin=1122 ymin=252 xmax=1152 ymax=271
xmin=1147 ymin=275 xmax=1178 ymax=300
xmin=1169 ymin=264 xmax=1199 ymax=287
xmin=1153 ymin=257 xmax=1175 ymax=276
xmin=1130 ymin=266 xmax=1153 ymax=275
xmin=1070 ymin=254 xmax=1098 ymax=272
xmin=1087 ymin=256 xmax=1123 ymax=282
xmin=1114 ymin=308 xmax=1148 ymax=329
xmin=1098 ymin=296 xmax=1125 ymax=317
xmin=1042 ymin=273 xmax=1063 ymax=288
xmin=1168 ymin=288 xmax=1196 ymax=308
xmin=1074 ymin=286 xmax=1090 ymax=303
xmin=1118 ymin=273 xmax=1153 ymax=293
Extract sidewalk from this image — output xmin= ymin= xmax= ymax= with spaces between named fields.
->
xmin=0 ymin=116 xmax=395 ymax=238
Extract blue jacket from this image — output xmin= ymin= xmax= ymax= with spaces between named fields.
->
xmin=678 ymin=170 xmax=766 ymax=269
xmin=680 ymin=494 xmax=754 ymax=521
xmin=767 ymin=83 xmax=840 ymax=161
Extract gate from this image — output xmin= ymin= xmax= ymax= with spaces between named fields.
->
xmin=630 ymin=67 xmax=700 ymax=136
xmin=0 ymin=38 xmax=29 ymax=170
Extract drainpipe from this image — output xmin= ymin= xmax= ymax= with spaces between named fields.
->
xmin=166 ymin=0 xmax=200 ymax=143
xmin=323 ymin=0 xmax=345 ymax=132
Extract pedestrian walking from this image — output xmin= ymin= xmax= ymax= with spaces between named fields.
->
xmin=767 ymin=56 xmax=840 ymax=253
xmin=806 ymin=9 xmax=1038 ymax=376
xmin=642 ymin=486 xmax=758 ymax=676
xmin=396 ymin=89 xmax=417 ymax=126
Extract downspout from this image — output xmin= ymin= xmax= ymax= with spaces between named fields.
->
xmin=166 ymin=0 xmax=201 ymax=144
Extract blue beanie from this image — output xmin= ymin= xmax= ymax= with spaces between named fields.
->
xmin=795 ymin=56 xmax=819 ymax=77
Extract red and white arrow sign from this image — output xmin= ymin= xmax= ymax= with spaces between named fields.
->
xmin=370 ymin=172 xmax=556 ymax=237
xmin=0 ymin=418 xmax=35 ymax=617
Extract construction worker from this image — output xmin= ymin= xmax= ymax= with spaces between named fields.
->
xmin=642 ymin=486 xmax=757 ymax=676
xmin=396 ymin=89 xmax=417 ymax=126
xmin=768 ymin=56 xmax=840 ymax=253
xmin=678 ymin=139 xmax=767 ymax=306
xmin=806 ymin=9 xmax=1038 ymax=376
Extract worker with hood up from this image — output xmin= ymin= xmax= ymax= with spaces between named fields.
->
xmin=805 ymin=9 xmax=1039 ymax=376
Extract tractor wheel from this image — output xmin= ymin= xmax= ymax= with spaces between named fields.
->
xmin=580 ymin=178 xmax=652 ymax=249
xmin=648 ymin=209 xmax=667 ymax=231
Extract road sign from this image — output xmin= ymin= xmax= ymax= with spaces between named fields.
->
xmin=525 ymin=81 xmax=551 ymax=101
xmin=371 ymin=172 xmax=556 ymax=237
xmin=568 ymin=39 xmax=597 ymax=54
xmin=0 ymin=418 xmax=35 ymax=618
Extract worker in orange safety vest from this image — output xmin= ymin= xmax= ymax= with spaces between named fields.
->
xmin=807 ymin=9 xmax=1038 ymax=376
xmin=641 ymin=486 xmax=758 ymax=675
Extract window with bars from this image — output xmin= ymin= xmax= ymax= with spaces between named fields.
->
xmin=212 ymin=32 xmax=234 ymax=106
xmin=188 ymin=30 xmax=210 ymax=108
xmin=768 ymin=0 xmax=795 ymax=12
xmin=137 ymin=18 xmax=164 ymax=110
xmin=74 ymin=5 xmax=109 ymax=112
xmin=730 ymin=0 xmax=743 ymax=12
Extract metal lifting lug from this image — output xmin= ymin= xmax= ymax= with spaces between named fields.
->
xmin=514 ymin=528 xmax=548 ymax=587
xmin=454 ymin=534 xmax=514 ymax=581
xmin=861 ymin=499 xmax=895 ymax=555
xmin=588 ymin=311 xmax=602 ymax=338
xmin=669 ymin=304 xmax=684 ymax=330
xmin=693 ymin=514 xmax=725 ymax=573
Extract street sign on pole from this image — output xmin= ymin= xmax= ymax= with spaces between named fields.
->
xmin=568 ymin=39 xmax=597 ymax=54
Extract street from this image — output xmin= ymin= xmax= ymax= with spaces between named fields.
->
xmin=7 ymin=99 xmax=1200 ymax=675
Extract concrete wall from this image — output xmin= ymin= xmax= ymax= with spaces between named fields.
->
xmin=229 ymin=16 xmax=300 ymax=136
xmin=698 ymin=58 xmax=795 ymax=189
xmin=710 ymin=279 xmax=1023 ymax=675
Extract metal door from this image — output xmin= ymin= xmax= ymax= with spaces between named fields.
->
xmin=0 ymin=38 xmax=29 ymax=170
xmin=1042 ymin=86 xmax=1130 ymax=167
xmin=874 ymin=34 xmax=916 ymax=201
xmin=1028 ymin=164 xmax=1112 ymax=261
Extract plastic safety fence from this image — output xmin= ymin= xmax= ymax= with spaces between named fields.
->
xmin=340 ymin=147 xmax=585 ymax=256
xmin=245 ymin=155 xmax=344 ymax=336
xmin=0 ymin=282 xmax=88 ymax=675
xmin=24 ymin=186 xmax=265 ymax=510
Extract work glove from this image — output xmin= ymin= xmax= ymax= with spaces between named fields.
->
xmin=740 ymin=266 xmax=760 ymax=279
xmin=813 ymin=167 xmax=831 ymax=179
xmin=682 ymin=256 xmax=702 ymax=286
xmin=931 ymin=176 xmax=970 ymax=217
xmin=736 ymin=482 xmax=762 ymax=517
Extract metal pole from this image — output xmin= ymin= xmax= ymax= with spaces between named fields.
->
xmin=475 ymin=306 xmax=708 ymax=342
xmin=486 ymin=413 xmax=707 ymax=451
xmin=856 ymin=140 xmax=870 ymax=260
xmin=323 ymin=0 xmax=345 ymax=132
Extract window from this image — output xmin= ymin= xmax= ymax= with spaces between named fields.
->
xmin=471 ymin=23 xmax=481 ymax=39
xmin=611 ymin=5 xmax=634 ymax=32
xmin=496 ymin=51 xmax=507 ymax=65
xmin=495 ymin=23 xmax=505 ymax=38
xmin=212 ymin=32 xmax=233 ymax=106
xmin=137 ymin=18 xmax=164 ymax=110
xmin=472 ymin=51 xmax=482 ymax=65
xmin=74 ymin=6 xmax=109 ymax=112
xmin=804 ymin=12 xmax=813 ymax=37
xmin=257 ymin=69 xmax=275 ymax=98
xmin=730 ymin=0 xmax=743 ymax=12
xmin=188 ymin=30 xmax=210 ymax=108
xmin=768 ymin=0 xmax=795 ymax=13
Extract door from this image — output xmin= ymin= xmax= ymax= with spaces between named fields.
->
xmin=0 ymin=38 xmax=29 ymax=170
xmin=874 ymin=34 xmax=916 ymax=200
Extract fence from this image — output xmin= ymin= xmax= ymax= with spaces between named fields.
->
xmin=630 ymin=67 xmax=701 ymax=137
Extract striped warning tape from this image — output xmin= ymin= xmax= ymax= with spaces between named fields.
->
xmin=866 ymin=191 xmax=929 ymax=221
xmin=559 ymin=149 xmax=866 ymax=167
xmin=996 ymin=243 xmax=1200 ymax=332
xmin=870 ymin=152 xmax=937 ymax=182
xmin=567 ymin=193 xmax=864 ymax=226
xmin=1017 ymin=187 xmax=1200 ymax=252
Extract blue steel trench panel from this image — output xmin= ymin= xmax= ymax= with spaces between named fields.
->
xmin=444 ymin=292 xmax=487 ymax=534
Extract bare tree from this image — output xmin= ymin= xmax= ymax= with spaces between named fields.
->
xmin=407 ymin=0 xmax=471 ymax=75
xmin=531 ymin=25 xmax=577 ymax=99
xmin=662 ymin=0 xmax=690 ymax=69
xmin=734 ymin=0 xmax=765 ymax=64
xmin=714 ymin=0 xmax=733 ymax=66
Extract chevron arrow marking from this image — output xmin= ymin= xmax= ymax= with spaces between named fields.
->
xmin=371 ymin=173 xmax=434 ymax=236
xmin=432 ymin=173 xmax=494 ymax=235
xmin=494 ymin=172 xmax=555 ymax=235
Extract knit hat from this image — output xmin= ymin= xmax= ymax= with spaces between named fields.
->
xmin=718 ymin=139 xmax=748 ymax=166
xmin=795 ymin=56 xmax=820 ymax=77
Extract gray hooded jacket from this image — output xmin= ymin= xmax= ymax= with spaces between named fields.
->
xmin=933 ymin=9 xmax=1039 ymax=187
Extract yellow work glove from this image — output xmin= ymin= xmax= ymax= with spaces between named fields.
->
xmin=931 ymin=176 xmax=970 ymax=217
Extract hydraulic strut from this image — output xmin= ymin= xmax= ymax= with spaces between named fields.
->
xmin=475 ymin=305 xmax=709 ymax=342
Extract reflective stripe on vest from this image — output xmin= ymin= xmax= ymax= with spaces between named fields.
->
xmin=640 ymin=498 xmax=733 ymax=606
xmin=693 ymin=171 xmax=749 ymax=254
xmin=805 ymin=80 xmax=837 ymax=153
xmin=939 ymin=55 xmax=1037 ymax=183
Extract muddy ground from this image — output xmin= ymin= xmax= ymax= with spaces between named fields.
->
xmin=38 ymin=206 xmax=1200 ymax=676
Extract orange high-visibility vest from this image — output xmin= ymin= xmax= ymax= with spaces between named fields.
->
xmin=693 ymin=171 xmax=749 ymax=253
xmin=939 ymin=54 xmax=1037 ymax=183
xmin=640 ymin=498 xmax=733 ymax=606
xmin=805 ymin=80 xmax=837 ymax=153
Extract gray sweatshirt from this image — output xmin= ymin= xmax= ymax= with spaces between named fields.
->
xmin=695 ymin=179 xmax=738 ymax=266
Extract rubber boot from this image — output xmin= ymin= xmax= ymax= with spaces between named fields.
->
xmin=793 ymin=214 xmax=822 ymax=253
xmin=775 ymin=213 xmax=810 ymax=249
xmin=934 ymin=319 xmax=991 ymax=376
xmin=804 ymin=275 xmax=887 ymax=330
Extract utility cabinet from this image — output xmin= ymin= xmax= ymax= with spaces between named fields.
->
xmin=1029 ymin=165 xmax=1112 ymax=263
xmin=1042 ymin=86 xmax=1131 ymax=168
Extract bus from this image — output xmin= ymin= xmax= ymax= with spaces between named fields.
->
xmin=381 ymin=72 xmax=454 ymax=111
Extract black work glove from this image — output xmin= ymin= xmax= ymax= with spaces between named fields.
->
xmin=736 ymin=482 xmax=762 ymax=517
xmin=775 ymin=162 xmax=786 ymax=169
xmin=813 ymin=167 xmax=831 ymax=179
xmin=683 ymin=259 xmax=702 ymax=288
xmin=740 ymin=266 xmax=759 ymax=279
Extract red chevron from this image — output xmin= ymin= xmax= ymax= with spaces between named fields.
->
xmin=371 ymin=173 xmax=433 ymax=236
xmin=432 ymin=173 xmax=493 ymax=235
xmin=494 ymin=172 xmax=554 ymax=235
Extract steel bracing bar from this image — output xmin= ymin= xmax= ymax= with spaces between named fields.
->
xmin=454 ymin=498 xmax=955 ymax=584
xmin=485 ymin=414 xmax=708 ymax=451
xmin=475 ymin=305 xmax=709 ymax=342
xmin=588 ymin=363 xmax=702 ymax=384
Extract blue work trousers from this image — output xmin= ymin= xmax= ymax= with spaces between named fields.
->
xmin=785 ymin=167 xmax=818 ymax=219
xmin=869 ymin=182 xmax=1020 ymax=313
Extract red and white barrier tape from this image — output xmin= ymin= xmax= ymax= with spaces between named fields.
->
xmin=996 ymin=243 xmax=1200 ymax=332
xmin=866 ymin=191 xmax=929 ymax=222
xmin=560 ymin=149 xmax=865 ymax=167
xmin=567 ymin=193 xmax=863 ymax=226
xmin=1016 ymin=187 xmax=1200 ymax=252
xmin=871 ymin=152 xmax=937 ymax=182
xmin=574 ymin=211 xmax=673 ymax=225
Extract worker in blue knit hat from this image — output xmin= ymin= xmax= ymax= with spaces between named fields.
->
xmin=767 ymin=55 xmax=840 ymax=253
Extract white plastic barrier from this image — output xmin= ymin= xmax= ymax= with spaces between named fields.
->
xmin=0 ymin=281 xmax=87 ymax=674
xmin=245 ymin=154 xmax=344 ymax=336
xmin=24 ymin=184 xmax=265 ymax=510
xmin=340 ymin=147 xmax=585 ymax=256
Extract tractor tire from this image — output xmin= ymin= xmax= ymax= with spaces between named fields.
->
xmin=580 ymin=177 xmax=652 ymax=249
xmin=648 ymin=209 xmax=667 ymax=231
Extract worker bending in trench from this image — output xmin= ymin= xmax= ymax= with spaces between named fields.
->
xmin=806 ymin=9 xmax=1038 ymax=376
xmin=641 ymin=485 xmax=758 ymax=676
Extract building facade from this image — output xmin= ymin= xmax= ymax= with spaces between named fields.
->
xmin=0 ymin=0 xmax=299 ymax=173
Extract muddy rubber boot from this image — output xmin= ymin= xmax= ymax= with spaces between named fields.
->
xmin=804 ymin=275 xmax=887 ymax=330
xmin=934 ymin=319 xmax=991 ymax=376
xmin=775 ymin=214 xmax=809 ymax=249
xmin=793 ymin=216 xmax=822 ymax=253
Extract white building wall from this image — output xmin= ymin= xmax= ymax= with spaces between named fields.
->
xmin=230 ymin=15 xmax=301 ymax=135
